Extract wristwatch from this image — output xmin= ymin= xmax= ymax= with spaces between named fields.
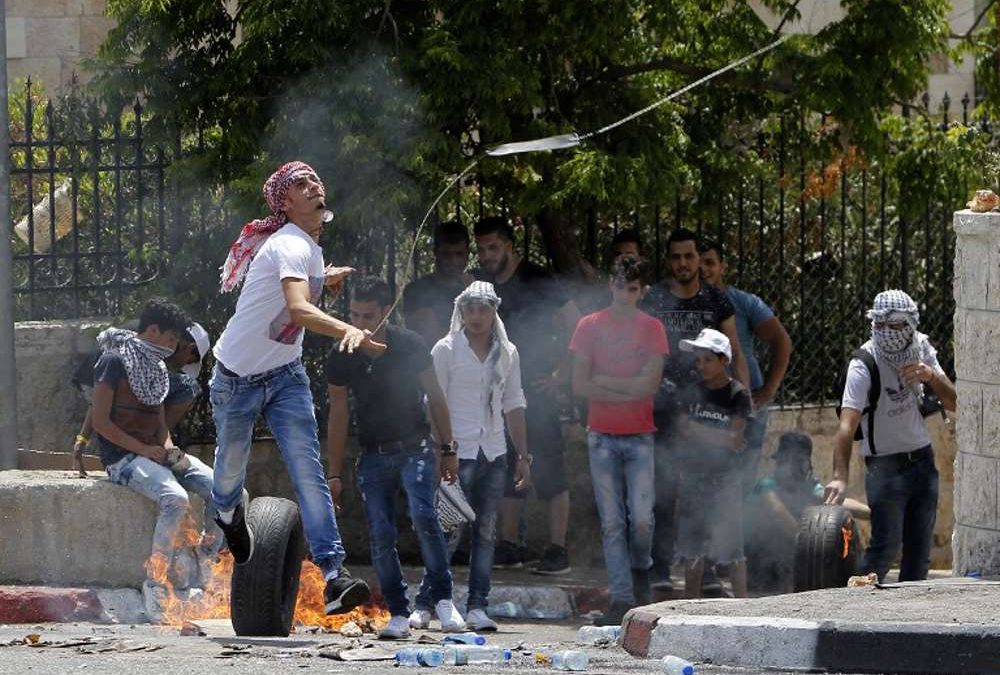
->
xmin=517 ymin=453 xmax=533 ymax=465
xmin=440 ymin=441 xmax=458 ymax=456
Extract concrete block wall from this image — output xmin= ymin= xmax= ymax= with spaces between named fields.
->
xmin=15 ymin=319 xmax=108 ymax=453
xmin=952 ymin=209 xmax=1000 ymax=575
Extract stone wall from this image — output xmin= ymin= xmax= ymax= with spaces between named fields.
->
xmin=952 ymin=209 xmax=1000 ymax=575
xmin=15 ymin=319 xmax=107 ymax=453
xmin=6 ymin=0 xmax=114 ymax=91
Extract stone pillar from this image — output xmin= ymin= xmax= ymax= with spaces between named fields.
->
xmin=952 ymin=209 xmax=1000 ymax=574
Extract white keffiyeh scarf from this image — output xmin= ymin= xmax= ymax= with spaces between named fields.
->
xmin=96 ymin=328 xmax=170 ymax=405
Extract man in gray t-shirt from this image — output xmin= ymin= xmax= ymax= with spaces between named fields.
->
xmin=823 ymin=290 xmax=956 ymax=582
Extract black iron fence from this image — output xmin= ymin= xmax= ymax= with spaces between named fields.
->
xmin=11 ymin=81 xmax=983 ymax=443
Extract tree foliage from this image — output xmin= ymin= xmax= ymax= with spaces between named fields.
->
xmin=90 ymin=0 xmax=952 ymax=277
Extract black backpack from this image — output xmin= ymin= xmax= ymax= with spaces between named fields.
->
xmin=835 ymin=349 xmax=880 ymax=453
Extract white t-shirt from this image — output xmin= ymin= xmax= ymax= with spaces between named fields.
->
xmin=431 ymin=331 xmax=527 ymax=462
xmin=214 ymin=223 xmax=324 ymax=376
xmin=841 ymin=340 xmax=945 ymax=457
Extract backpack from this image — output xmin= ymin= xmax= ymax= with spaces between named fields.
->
xmin=835 ymin=349 xmax=880 ymax=453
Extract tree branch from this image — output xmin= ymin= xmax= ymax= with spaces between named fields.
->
xmin=599 ymin=56 xmax=795 ymax=94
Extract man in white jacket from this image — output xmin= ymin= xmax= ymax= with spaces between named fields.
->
xmin=431 ymin=281 xmax=530 ymax=631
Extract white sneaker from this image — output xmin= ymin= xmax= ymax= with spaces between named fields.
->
xmin=378 ymin=615 xmax=411 ymax=640
xmin=465 ymin=608 xmax=498 ymax=632
xmin=409 ymin=608 xmax=431 ymax=630
xmin=435 ymin=599 xmax=467 ymax=633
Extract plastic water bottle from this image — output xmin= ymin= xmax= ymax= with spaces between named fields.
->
xmin=551 ymin=650 xmax=589 ymax=671
xmin=576 ymin=625 xmax=622 ymax=644
xmin=442 ymin=631 xmax=487 ymax=645
xmin=661 ymin=655 xmax=695 ymax=675
xmin=395 ymin=647 xmax=445 ymax=667
xmin=487 ymin=601 xmax=521 ymax=618
xmin=442 ymin=645 xmax=512 ymax=665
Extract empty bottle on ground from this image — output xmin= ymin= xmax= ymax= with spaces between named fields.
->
xmin=577 ymin=625 xmax=622 ymax=644
xmin=661 ymin=655 xmax=695 ymax=675
xmin=395 ymin=647 xmax=445 ymax=667
xmin=551 ymin=650 xmax=589 ymax=671
xmin=443 ymin=632 xmax=488 ymax=645
xmin=442 ymin=645 xmax=512 ymax=665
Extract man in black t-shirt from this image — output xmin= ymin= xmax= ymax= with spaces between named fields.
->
xmin=473 ymin=216 xmax=581 ymax=575
xmin=403 ymin=220 xmax=473 ymax=348
xmin=640 ymin=228 xmax=749 ymax=593
xmin=326 ymin=277 xmax=465 ymax=639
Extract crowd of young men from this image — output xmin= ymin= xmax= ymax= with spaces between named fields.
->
xmin=76 ymin=160 xmax=954 ymax=632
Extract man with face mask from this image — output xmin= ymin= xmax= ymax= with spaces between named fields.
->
xmin=824 ymin=290 xmax=956 ymax=582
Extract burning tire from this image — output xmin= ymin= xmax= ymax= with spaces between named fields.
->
xmin=792 ymin=504 xmax=859 ymax=592
xmin=230 ymin=497 xmax=306 ymax=636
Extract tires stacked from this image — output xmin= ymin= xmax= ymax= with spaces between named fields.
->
xmin=793 ymin=504 xmax=860 ymax=592
xmin=230 ymin=497 xmax=306 ymax=636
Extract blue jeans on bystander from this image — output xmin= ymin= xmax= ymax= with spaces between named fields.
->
xmin=356 ymin=444 xmax=453 ymax=617
xmin=587 ymin=431 xmax=655 ymax=605
xmin=454 ymin=450 xmax=507 ymax=611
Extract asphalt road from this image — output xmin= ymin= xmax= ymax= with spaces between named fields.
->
xmin=0 ymin=620 xmax=886 ymax=675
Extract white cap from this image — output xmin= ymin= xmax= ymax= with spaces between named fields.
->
xmin=679 ymin=328 xmax=732 ymax=361
xmin=181 ymin=322 xmax=211 ymax=379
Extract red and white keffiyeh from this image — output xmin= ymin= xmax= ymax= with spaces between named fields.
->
xmin=219 ymin=161 xmax=323 ymax=292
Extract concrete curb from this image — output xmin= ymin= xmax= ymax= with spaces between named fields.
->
xmin=622 ymin=610 xmax=1000 ymax=674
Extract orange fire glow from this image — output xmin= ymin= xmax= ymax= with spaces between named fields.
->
xmin=841 ymin=523 xmax=854 ymax=560
xmin=146 ymin=518 xmax=388 ymax=632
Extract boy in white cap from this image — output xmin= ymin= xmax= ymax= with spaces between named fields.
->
xmin=673 ymin=328 xmax=752 ymax=598
xmin=824 ymin=289 xmax=956 ymax=582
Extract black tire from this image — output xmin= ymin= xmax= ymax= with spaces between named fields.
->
xmin=230 ymin=497 xmax=306 ymax=636
xmin=792 ymin=504 xmax=860 ymax=592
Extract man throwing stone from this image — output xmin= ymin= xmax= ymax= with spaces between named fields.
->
xmin=211 ymin=161 xmax=378 ymax=614
xmin=824 ymin=290 xmax=956 ymax=582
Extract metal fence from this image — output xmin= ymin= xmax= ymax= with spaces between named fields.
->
xmin=10 ymin=82 xmax=981 ymax=442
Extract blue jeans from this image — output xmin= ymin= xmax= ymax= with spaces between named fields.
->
xmin=862 ymin=446 xmax=938 ymax=582
xmin=456 ymin=450 xmax=507 ymax=611
xmin=588 ymin=432 xmax=655 ymax=605
xmin=356 ymin=445 xmax=452 ymax=617
xmin=107 ymin=453 xmax=223 ymax=565
xmin=209 ymin=361 xmax=345 ymax=576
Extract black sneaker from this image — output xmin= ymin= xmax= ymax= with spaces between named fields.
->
xmin=492 ymin=540 xmax=524 ymax=569
xmin=532 ymin=544 xmax=571 ymax=575
xmin=214 ymin=497 xmax=254 ymax=565
xmin=593 ymin=601 xmax=630 ymax=626
xmin=324 ymin=568 xmax=371 ymax=615
xmin=701 ymin=563 xmax=724 ymax=597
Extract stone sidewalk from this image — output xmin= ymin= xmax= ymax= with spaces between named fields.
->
xmin=622 ymin=578 xmax=1000 ymax=674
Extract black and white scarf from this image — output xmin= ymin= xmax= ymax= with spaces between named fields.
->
xmin=96 ymin=328 xmax=170 ymax=405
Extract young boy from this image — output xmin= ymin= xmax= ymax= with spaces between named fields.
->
xmin=570 ymin=255 xmax=668 ymax=624
xmin=674 ymin=328 xmax=752 ymax=598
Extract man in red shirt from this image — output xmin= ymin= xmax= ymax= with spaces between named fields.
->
xmin=570 ymin=255 xmax=668 ymax=625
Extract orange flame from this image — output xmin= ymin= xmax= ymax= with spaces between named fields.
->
xmin=145 ymin=517 xmax=388 ymax=632
xmin=841 ymin=523 xmax=854 ymax=560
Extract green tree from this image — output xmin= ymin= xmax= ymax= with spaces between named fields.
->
xmin=90 ymin=0 xmax=951 ymax=280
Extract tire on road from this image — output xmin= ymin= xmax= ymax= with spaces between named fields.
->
xmin=230 ymin=496 xmax=306 ymax=636
xmin=792 ymin=504 xmax=860 ymax=592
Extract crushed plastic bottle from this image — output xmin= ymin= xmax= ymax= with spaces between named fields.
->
xmin=442 ymin=645 xmax=513 ymax=665
xmin=395 ymin=647 xmax=445 ymax=667
xmin=661 ymin=654 xmax=695 ymax=675
xmin=442 ymin=631 xmax=487 ymax=645
xmin=576 ymin=625 xmax=622 ymax=644
xmin=551 ymin=650 xmax=589 ymax=671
